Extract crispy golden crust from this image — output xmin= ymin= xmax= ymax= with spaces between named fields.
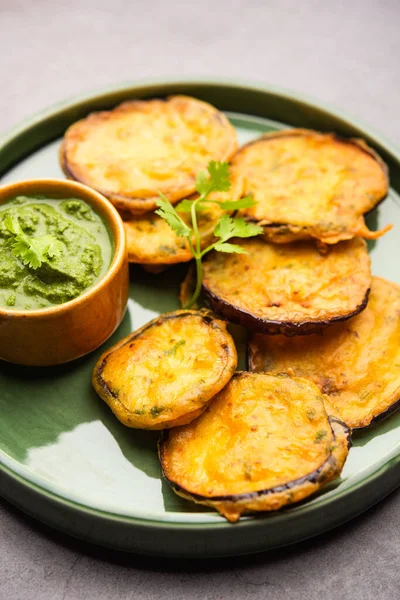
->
xmin=123 ymin=178 xmax=244 ymax=266
xmin=160 ymin=372 xmax=350 ymax=522
xmin=248 ymin=277 xmax=400 ymax=429
xmin=201 ymin=237 xmax=371 ymax=335
xmin=60 ymin=96 xmax=238 ymax=215
xmin=231 ymin=129 xmax=390 ymax=244
xmin=92 ymin=310 xmax=237 ymax=430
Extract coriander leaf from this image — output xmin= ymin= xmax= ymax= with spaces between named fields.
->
xmin=174 ymin=199 xmax=195 ymax=212
xmin=213 ymin=213 xmax=235 ymax=241
xmin=174 ymin=199 xmax=207 ymax=213
xmin=45 ymin=238 xmax=64 ymax=259
xmin=213 ymin=242 xmax=248 ymax=254
xmin=36 ymin=235 xmax=64 ymax=259
xmin=12 ymin=239 xmax=42 ymax=269
xmin=7 ymin=215 xmax=65 ymax=269
xmin=195 ymin=161 xmax=231 ymax=195
xmin=4 ymin=214 xmax=23 ymax=236
xmin=195 ymin=170 xmax=210 ymax=195
xmin=155 ymin=194 xmax=191 ymax=237
xmin=214 ymin=215 xmax=263 ymax=242
xmin=22 ymin=248 xmax=43 ymax=269
xmin=207 ymin=161 xmax=231 ymax=192
xmin=219 ymin=196 xmax=257 ymax=210
xmin=227 ymin=217 xmax=263 ymax=239
xmin=11 ymin=238 xmax=29 ymax=257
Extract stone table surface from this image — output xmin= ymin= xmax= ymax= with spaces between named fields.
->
xmin=1 ymin=0 xmax=399 ymax=598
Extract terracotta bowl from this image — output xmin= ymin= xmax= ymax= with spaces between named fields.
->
xmin=0 ymin=179 xmax=129 ymax=366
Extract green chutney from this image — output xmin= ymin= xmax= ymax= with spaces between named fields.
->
xmin=0 ymin=196 xmax=113 ymax=310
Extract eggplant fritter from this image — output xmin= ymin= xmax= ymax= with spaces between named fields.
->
xmin=202 ymin=237 xmax=371 ymax=335
xmin=232 ymin=129 xmax=390 ymax=244
xmin=92 ymin=310 xmax=237 ymax=429
xmin=160 ymin=372 xmax=350 ymax=522
xmin=61 ymin=96 xmax=238 ymax=215
xmin=248 ymin=277 xmax=400 ymax=429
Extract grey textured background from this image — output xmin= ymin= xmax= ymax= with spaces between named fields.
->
xmin=1 ymin=0 xmax=400 ymax=598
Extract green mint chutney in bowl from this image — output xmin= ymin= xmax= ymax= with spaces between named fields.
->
xmin=0 ymin=196 xmax=113 ymax=310
xmin=0 ymin=179 xmax=129 ymax=366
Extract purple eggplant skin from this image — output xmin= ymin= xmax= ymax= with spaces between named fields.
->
xmin=202 ymin=284 xmax=370 ymax=336
xmin=159 ymin=417 xmax=351 ymax=505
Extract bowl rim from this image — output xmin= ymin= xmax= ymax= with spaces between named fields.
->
xmin=0 ymin=178 xmax=126 ymax=318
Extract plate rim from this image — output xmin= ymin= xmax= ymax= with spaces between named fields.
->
xmin=1 ymin=75 xmax=399 ymax=152
xmin=1 ymin=77 xmax=399 ymax=555
xmin=2 ymin=446 xmax=399 ymax=527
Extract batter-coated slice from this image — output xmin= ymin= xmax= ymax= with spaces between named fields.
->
xmin=60 ymin=96 xmax=238 ymax=215
xmin=248 ymin=277 xmax=400 ymax=429
xmin=231 ymin=129 xmax=390 ymax=244
xmin=92 ymin=310 xmax=237 ymax=429
xmin=160 ymin=372 xmax=350 ymax=522
xmin=202 ymin=237 xmax=371 ymax=335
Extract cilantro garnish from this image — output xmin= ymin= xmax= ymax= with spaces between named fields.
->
xmin=4 ymin=214 xmax=64 ymax=270
xmin=155 ymin=161 xmax=262 ymax=308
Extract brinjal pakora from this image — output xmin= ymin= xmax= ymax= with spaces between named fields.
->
xmin=201 ymin=237 xmax=371 ymax=335
xmin=160 ymin=372 xmax=350 ymax=522
xmin=231 ymin=129 xmax=390 ymax=244
xmin=248 ymin=277 xmax=400 ymax=429
xmin=60 ymin=96 xmax=238 ymax=215
xmin=93 ymin=310 xmax=237 ymax=429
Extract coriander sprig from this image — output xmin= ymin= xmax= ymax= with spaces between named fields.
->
xmin=4 ymin=214 xmax=64 ymax=269
xmin=155 ymin=161 xmax=262 ymax=308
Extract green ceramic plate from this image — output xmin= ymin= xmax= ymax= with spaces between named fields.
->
xmin=0 ymin=80 xmax=399 ymax=558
